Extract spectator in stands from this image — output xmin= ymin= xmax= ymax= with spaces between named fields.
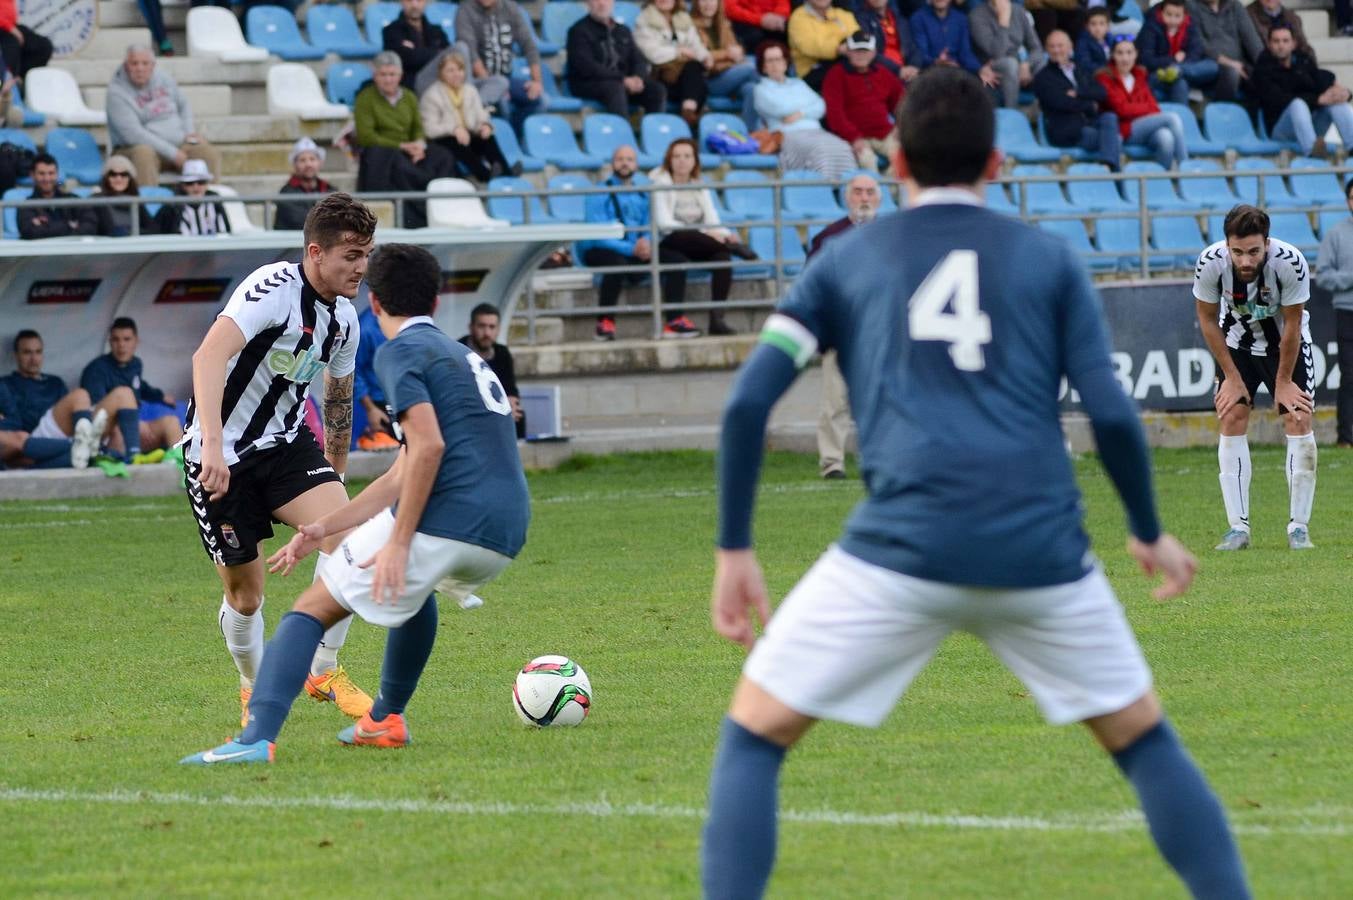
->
xmin=153 ymin=158 xmax=230 ymax=235
xmin=81 ymin=317 xmax=182 ymax=462
xmin=567 ymin=0 xmax=668 ymax=118
xmin=93 ymin=154 xmax=158 ymax=237
xmin=650 ymin=137 xmax=754 ymax=336
xmin=969 ymin=0 xmax=1047 ymax=108
xmin=576 ymin=144 xmax=698 ymax=340
xmin=1023 ymin=0 xmax=1082 ymax=45
xmin=1253 ymin=23 xmax=1353 ymax=156
xmin=636 ymin=0 xmax=713 ymax=128
xmin=0 ymin=0 xmax=52 ymax=81
xmin=1317 ymin=177 xmax=1353 ymax=447
xmin=1075 ymin=7 xmax=1114 ymax=73
xmin=724 ymin=0 xmax=789 ymax=54
xmin=1136 ymin=0 xmax=1220 ymax=104
xmin=453 ymin=0 xmax=547 ymax=128
xmin=1188 ymin=0 xmax=1262 ymax=100
xmin=0 ymin=330 xmax=111 ymax=469
xmin=1097 ymin=38 xmax=1189 ymax=168
xmin=137 ymin=0 xmax=174 ymax=57
xmin=1246 ymin=0 xmax=1314 ymax=60
xmin=458 ymin=302 xmax=525 ymax=437
xmin=822 ymin=32 xmax=903 ymax=172
xmin=18 ymin=153 xmax=99 ymax=240
xmin=753 ymin=40 xmax=857 ymax=178
xmin=1336 ymin=0 xmax=1353 ymax=38
xmin=853 ymin=0 xmax=920 ymax=81
xmin=352 ymin=303 xmax=399 ymax=451
xmin=354 ymin=51 xmax=456 ymax=228
xmin=384 ymin=0 xmax=451 ymax=90
xmin=788 ymin=0 xmax=859 ymax=91
xmin=1034 ymin=29 xmax=1122 ymax=168
xmin=107 ymin=45 xmax=223 ymax=188
xmin=273 ymin=137 xmax=333 ymax=231
xmin=910 ymin=0 xmax=997 ymax=91
xmin=691 ymin=0 xmax=761 ymax=129
xmin=420 ymin=53 xmax=517 ymax=181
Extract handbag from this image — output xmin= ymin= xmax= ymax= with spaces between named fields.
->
xmin=750 ymin=129 xmax=783 ymax=155
xmin=653 ymin=59 xmax=688 ymax=85
xmin=706 ymin=129 xmax=758 ymax=155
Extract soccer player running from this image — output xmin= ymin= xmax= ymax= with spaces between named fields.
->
xmin=181 ymin=244 xmax=529 ymax=764
xmin=182 ymin=193 xmax=377 ymax=728
xmin=1194 ymin=205 xmax=1316 ymax=551
xmin=702 ymin=69 xmax=1250 ymax=899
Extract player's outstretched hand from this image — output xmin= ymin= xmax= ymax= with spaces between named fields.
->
xmin=711 ymin=549 xmax=771 ymax=651
xmin=1127 ymin=534 xmax=1197 ymax=600
xmin=1213 ymin=378 xmax=1251 ymax=420
xmin=362 ymin=540 xmax=409 ymax=606
xmin=1275 ymin=379 xmax=1315 ymax=415
xmin=267 ymin=522 xmax=326 ymax=576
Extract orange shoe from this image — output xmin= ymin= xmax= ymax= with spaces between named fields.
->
xmin=304 ymin=666 xmax=374 ymax=719
xmin=240 ymin=687 xmax=251 ymax=729
xmin=357 ymin=432 xmax=400 ymax=451
xmin=337 ymin=711 xmax=411 ymax=748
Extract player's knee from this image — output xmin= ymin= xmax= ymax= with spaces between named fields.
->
xmin=67 ymin=388 xmax=91 ymax=408
xmin=292 ymin=583 xmax=346 ymax=627
xmin=1284 ymin=410 xmax=1312 ymax=434
xmin=1219 ymin=405 xmax=1250 ymax=433
xmin=106 ymin=386 xmax=137 ymax=409
xmin=223 ymin=589 xmax=263 ymax=615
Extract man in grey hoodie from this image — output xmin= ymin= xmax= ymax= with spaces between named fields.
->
xmin=106 ymin=44 xmax=222 ymax=188
xmin=452 ymin=0 xmax=546 ymax=129
xmin=1316 ymin=177 xmax=1353 ymax=446
xmin=1188 ymin=0 xmax=1263 ymax=100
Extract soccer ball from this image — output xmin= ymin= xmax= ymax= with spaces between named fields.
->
xmin=513 ymin=655 xmax=592 ymax=727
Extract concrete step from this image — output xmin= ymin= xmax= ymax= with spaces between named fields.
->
xmin=1309 ymin=36 xmax=1353 ymax=63
xmin=529 ymin=278 xmax=771 ymax=313
xmin=1329 ymin=63 xmax=1353 ymax=86
xmin=1298 ymin=8 xmax=1331 ymax=39
xmin=512 ymin=333 xmax=758 ymax=378
xmin=219 ymin=171 xmax=358 ymax=196
xmin=98 ymin=0 xmax=188 ymax=29
xmin=82 ymin=83 xmax=233 ymax=118
xmin=199 ymin=114 xmax=345 ymax=144
xmin=216 ymin=135 xmax=349 ymax=175
xmin=54 ymin=57 xmax=326 ymax=89
xmin=73 ymin=26 xmax=153 ymax=59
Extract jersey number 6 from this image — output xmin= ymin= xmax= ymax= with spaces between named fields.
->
xmin=468 ymin=354 xmax=514 ymax=416
xmin=907 ymin=250 xmax=992 ymax=372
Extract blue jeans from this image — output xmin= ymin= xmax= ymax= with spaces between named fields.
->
xmin=708 ymin=61 xmax=760 ymax=131
xmin=1149 ymin=59 xmax=1220 ymax=105
xmin=1077 ymin=112 xmax=1123 ymax=169
xmin=1271 ymin=98 xmax=1353 ymax=154
xmin=507 ymin=70 xmax=547 ymax=134
xmin=1128 ymin=112 xmax=1188 ymax=169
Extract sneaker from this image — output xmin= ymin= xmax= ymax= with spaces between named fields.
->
xmin=821 ymin=468 xmax=846 ymax=480
xmin=662 ymin=315 xmax=701 ymax=339
xmin=305 ymin=666 xmax=374 ymax=719
xmin=240 ymin=686 xmax=251 ymax=729
xmin=1288 ymin=526 xmax=1315 ymax=550
xmin=1214 ymin=528 xmax=1251 ymax=551
xmin=71 ymin=417 xmax=98 ymax=470
xmin=179 ymin=737 xmax=274 ymax=766
xmin=131 ymin=448 xmax=166 ymax=465
xmin=595 ymin=317 xmax=616 ymax=341
xmin=459 ymin=593 xmax=485 ymax=610
xmin=337 ymin=711 xmax=411 ymax=748
xmin=357 ymin=432 xmax=400 ymax=451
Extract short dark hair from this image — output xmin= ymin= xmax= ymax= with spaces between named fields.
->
xmin=1344 ymin=176 xmax=1353 ymax=198
xmin=895 ymin=67 xmax=993 ymax=189
xmin=366 ymin=244 xmax=441 ymax=318
xmin=754 ymin=39 xmax=789 ymax=76
xmin=1267 ymin=22 xmax=1294 ymax=39
xmin=1159 ymin=0 xmax=1186 ymax=9
xmin=1085 ymin=6 xmax=1110 ymax=21
xmin=31 ymin=152 xmax=57 ymax=173
xmin=470 ymin=302 xmax=500 ymax=323
xmin=13 ymin=329 xmax=39 ymax=351
xmin=303 ymin=192 xmax=377 ymax=251
xmin=1223 ymin=204 xmax=1270 ymax=240
xmin=110 ymin=316 xmax=138 ymax=334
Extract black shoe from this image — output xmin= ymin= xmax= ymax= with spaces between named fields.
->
xmin=509 ymin=161 xmax=524 ymax=177
xmin=727 ymin=242 xmax=758 ymax=260
xmin=821 ymin=468 xmax=846 ymax=480
xmin=708 ymin=315 xmax=736 ymax=336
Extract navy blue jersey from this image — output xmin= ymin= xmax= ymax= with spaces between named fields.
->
xmin=375 ymin=320 xmax=530 ymax=557
xmin=80 ymin=354 xmax=165 ymax=405
xmin=768 ymin=198 xmax=1127 ymax=587
xmin=0 ymin=379 xmax=22 ymax=431
xmin=0 ymin=372 xmax=67 ymax=431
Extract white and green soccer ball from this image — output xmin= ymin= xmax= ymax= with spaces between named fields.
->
xmin=513 ymin=655 xmax=592 ymax=727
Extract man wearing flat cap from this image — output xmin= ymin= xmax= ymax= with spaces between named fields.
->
xmin=273 ymin=137 xmax=334 ymax=231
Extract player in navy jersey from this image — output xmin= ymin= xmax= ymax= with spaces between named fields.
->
xmin=701 ymin=68 xmax=1250 ymax=899
xmin=1192 ymin=206 xmax=1317 ymax=551
xmin=182 ymin=244 xmax=530 ymax=765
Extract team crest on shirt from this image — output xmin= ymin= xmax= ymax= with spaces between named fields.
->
xmin=221 ymin=524 xmax=240 ymax=549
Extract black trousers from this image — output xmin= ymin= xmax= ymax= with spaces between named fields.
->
xmin=358 ymin=144 xmax=455 ymax=228
xmin=731 ymin=21 xmax=777 ymax=55
xmin=659 ymin=229 xmax=731 ymax=303
xmin=0 ymin=26 xmax=51 ymax=80
xmin=582 ymin=246 xmax=687 ymax=320
xmin=1338 ymin=309 xmax=1353 ymax=443
xmin=663 ymin=60 xmax=709 ymax=109
xmin=570 ymin=77 xmax=667 ymax=118
xmin=430 ymin=134 xmax=509 ymax=181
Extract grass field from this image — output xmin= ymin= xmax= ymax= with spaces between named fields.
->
xmin=1 ymin=448 xmax=1350 ymax=898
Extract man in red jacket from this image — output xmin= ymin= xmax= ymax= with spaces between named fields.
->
xmin=822 ymin=32 xmax=904 ymax=172
xmin=726 ymin=0 xmax=791 ymax=53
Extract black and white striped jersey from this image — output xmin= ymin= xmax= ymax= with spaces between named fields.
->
xmin=182 ymin=261 xmax=359 ymax=467
xmin=1192 ymin=238 xmax=1311 ymax=356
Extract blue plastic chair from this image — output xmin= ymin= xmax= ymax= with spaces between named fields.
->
xmin=582 ymin=114 xmax=659 ymax=168
xmin=1035 ymin=113 xmax=1090 ymax=163
xmin=247 ymin=6 xmax=327 ymax=60
xmin=748 ymin=225 xmax=805 ymax=276
xmin=613 ymin=0 xmax=641 ymax=26
xmin=523 ymin=113 xmax=604 ymax=169
xmin=1039 ymin=218 xmax=1116 ymax=273
xmin=1233 ymin=157 xmax=1302 ymax=210
xmin=1319 ymin=207 xmax=1348 ymax=239
xmin=699 ymin=112 xmax=776 ymax=169
xmin=139 ymin=185 xmax=173 ymax=217
xmin=781 ymin=169 xmax=844 ymax=219
xmin=10 ymin=85 xmax=45 ymax=127
xmin=486 ymin=175 xmax=559 ymax=224
xmin=1158 ymin=102 xmax=1227 ymax=156
xmin=308 ymin=5 xmax=378 ymax=58
xmin=546 ymin=173 xmax=592 ymax=222
xmin=996 ymin=108 xmax=1060 ymax=163
xmin=3 ymin=186 xmax=30 ymax=239
xmin=1269 ymin=211 xmax=1319 ymax=252
xmin=987 ymin=182 xmax=1019 ymax=216
xmin=364 ymin=1 xmax=401 ymax=45
xmin=1120 ymin=160 xmax=1191 ymax=211
xmin=721 ymin=169 xmax=774 ymax=222
xmin=490 ymin=117 xmax=545 ymax=173
xmin=1097 ymin=217 xmax=1172 ymax=272
xmin=44 ymin=128 xmax=103 ymax=185
xmin=1065 ymin=163 xmax=1134 ymax=213
xmin=327 ymin=61 xmax=372 ymax=106
xmin=1152 ymin=214 xmax=1205 ymax=268
xmin=1010 ymin=164 xmax=1075 ymax=215
xmin=1288 ymin=157 xmax=1345 ymax=207
xmin=1177 ymin=159 xmax=1238 ymax=209
xmin=542 ymin=2 xmax=586 ymax=45
xmin=641 ymin=113 xmax=719 ymax=169
xmin=535 ymin=65 xmax=583 ymax=113
xmin=1203 ymin=102 xmax=1283 ymax=155
xmin=426 ymin=2 xmax=458 ymax=40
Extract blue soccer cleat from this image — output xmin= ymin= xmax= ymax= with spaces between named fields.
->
xmin=1214 ymin=528 xmax=1251 ymax=551
xmin=179 ymin=737 xmax=275 ymax=766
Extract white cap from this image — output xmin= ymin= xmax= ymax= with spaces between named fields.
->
xmin=180 ymin=158 xmax=212 ymax=183
xmin=289 ymin=136 xmax=327 ymax=166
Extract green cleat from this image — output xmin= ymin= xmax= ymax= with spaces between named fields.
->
xmin=1214 ymin=528 xmax=1250 ymax=551
xmin=1288 ymin=527 xmax=1314 ymax=550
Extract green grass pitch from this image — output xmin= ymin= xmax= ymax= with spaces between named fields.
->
xmin=1 ymin=448 xmax=1349 ymax=898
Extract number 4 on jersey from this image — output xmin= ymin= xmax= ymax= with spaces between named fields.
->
xmin=907 ymin=250 xmax=992 ymax=372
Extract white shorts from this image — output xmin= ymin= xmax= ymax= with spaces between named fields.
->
xmin=32 ymin=409 xmax=65 ymax=440
xmin=319 ymin=508 xmax=512 ymax=628
xmin=744 ymin=546 xmax=1153 ymax=727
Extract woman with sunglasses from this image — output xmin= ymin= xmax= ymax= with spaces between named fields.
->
xmin=93 ymin=155 xmax=157 ymax=236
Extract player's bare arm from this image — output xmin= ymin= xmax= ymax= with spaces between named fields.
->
xmin=322 ymin=371 xmax=354 ymax=474
xmin=191 ymin=317 xmax=248 ymax=500
xmin=1274 ymin=303 xmax=1315 ymax=415
xmin=1195 ymin=299 xmax=1250 ymax=417
xmin=364 ymin=402 xmax=443 ymax=604
xmin=711 ymin=548 xmax=771 ymax=651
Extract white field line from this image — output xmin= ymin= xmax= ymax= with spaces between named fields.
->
xmin=0 ymin=515 xmax=181 ymax=530
xmin=0 ymin=787 xmax=1346 ymax=837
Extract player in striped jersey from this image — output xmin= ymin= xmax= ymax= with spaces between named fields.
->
xmin=181 ymin=193 xmax=378 ymax=727
xmin=1193 ymin=205 xmax=1317 ymax=551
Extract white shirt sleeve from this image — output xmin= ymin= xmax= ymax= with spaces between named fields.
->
xmin=328 ymin=306 xmax=359 ymax=378
xmin=218 ymin=266 xmax=289 ymax=341
xmin=1279 ymin=247 xmax=1312 ymax=306
xmin=1192 ymin=251 xmax=1223 ymax=305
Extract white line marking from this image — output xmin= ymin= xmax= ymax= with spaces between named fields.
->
xmin=0 ymin=515 xmax=181 ymax=530
xmin=0 ymin=787 xmax=1345 ymax=836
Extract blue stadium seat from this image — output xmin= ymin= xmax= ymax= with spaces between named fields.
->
xmin=613 ymin=1 xmax=641 ymax=26
xmin=1158 ymin=102 xmax=1226 ymax=156
xmin=1010 ymin=164 xmax=1075 ymax=215
xmin=1268 ymin=211 xmax=1319 ymax=251
xmin=11 ymin=85 xmax=45 ymax=127
xmin=1203 ymin=102 xmax=1283 ymax=155
xmin=327 ymin=61 xmax=372 ymax=106
xmin=1256 ymin=110 xmax=1303 ymax=154
xmin=1151 ymin=214 xmax=1205 ymax=268
xmin=522 ymin=113 xmax=605 ymax=170
xmin=995 ymin=108 xmax=1060 ymax=163
xmin=1288 ymin=157 xmax=1345 ymax=208
xmin=748 ymin=225 xmax=805 ymax=276
xmin=486 ymin=176 xmax=559 ymax=224
xmin=986 ymin=182 xmax=1018 ymax=216
xmin=781 ymin=169 xmax=844 ymax=219
xmin=546 ymin=173 xmax=592 ymax=222
xmin=542 ymin=2 xmax=586 ymax=45
xmin=522 ymin=64 xmax=582 ymax=113
xmin=1065 ymin=163 xmax=1134 ymax=213
xmin=1035 ymin=113 xmax=1090 ymax=163
xmin=1177 ymin=159 xmax=1238 ymax=209
xmin=699 ymin=112 xmax=776 ymax=168
xmin=721 ymin=170 xmax=774 ymax=222
xmin=1319 ymin=207 xmax=1348 ymax=238
xmin=1038 ymin=218 xmax=1116 ymax=273
xmin=139 ymin=185 xmax=173 ymax=217
xmin=45 ymin=128 xmax=102 ymax=185
xmin=641 ymin=113 xmax=719 ymax=168
xmin=1097 ymin=217 xmax=1173 ymax=272
xmin=425 ymin=2 xmax=458 ymax=40
xmin=364 ymin=1 xmax=401 ymax=45
xmin=1120 ymin=160 xmax=1191 ymax=211
xmin=247 ymin=6 xmax=327 ymax=60
xmin=490 ymin=117 xmax=545 ymax=173
xmin=3 ymin=185 xmax=29 ymax=240
xmin=1233 ymin=157 xmax=1302 ymax=210
xmin=582 ymin=114 xmax=659 ymax=168
xmin=308 ymin=5 xmax=379 ymax=58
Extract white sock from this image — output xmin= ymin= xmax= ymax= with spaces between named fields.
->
xmin=1217 ymin=434 xmax=1252 ymax=532
xmin=1285 ymin=432 xmax=1317 ymax=530
xmin=219 ymin=596 xmax=264 ymax=689
xmin=309 ymin=552 xmax=350 ymax=676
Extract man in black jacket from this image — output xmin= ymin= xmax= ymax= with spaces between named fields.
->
xmin=274 ymin=137 xmax=333 ymax=231
xmin=1253 ymin=23 xmax=1353 ymax=156
xmin=566 ymin=0 xmax=666 ymax=118
xmin=458 ymin=303 xmax=525 ymax=438
xmin=383 ymin=0 xmax=451 ymax=89
xmin=18 ymin=154 xmax=98 ymax=240
xmin=1033 ymin=30 xmax=1122 ymax=169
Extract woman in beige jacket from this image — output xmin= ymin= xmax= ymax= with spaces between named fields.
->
xmin=418 ymin=53 xmax=518 ymax=182
xmin=634 ymin=0 xmax=712 ymax=126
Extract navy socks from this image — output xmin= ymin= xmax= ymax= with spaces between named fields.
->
xmin=115 ymin=408 xmax=140 ymax=457
xmin=23 ymin=436 xmax=71 ymax=468
xmin=239 ymin=611 xmax=324 ymax=744
xmin=370 ymin=595 xmax=438 ymax=722
xmin=701 ymin=717 xmax=787 ymax=900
